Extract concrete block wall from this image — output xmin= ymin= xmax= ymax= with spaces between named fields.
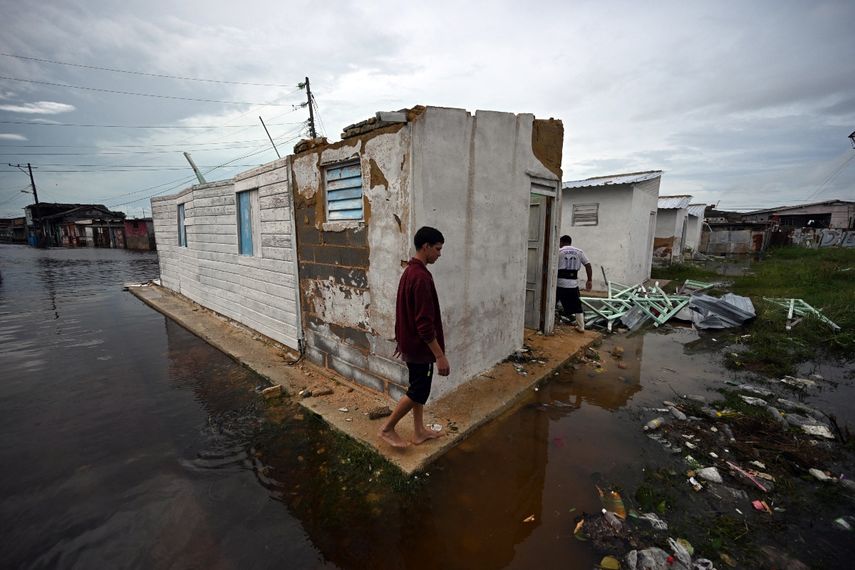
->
xmin=290 ymin=122 xmax=413 ymax=399
xmin=150 ymin=158 xmax=301 ymax=350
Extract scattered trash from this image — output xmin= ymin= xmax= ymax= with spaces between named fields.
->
xmin=644 ymin=417 xmax=666 ymax=431
xmin=719 ymin=552 xmax=737 ymax=567
xmin=693 ymin=559 xmax=715 ymax=570
xmin=597 ymin=486 xmax=627 ymax=519
xmin=801 ymin=424 xmax=834 ymax=440
xmin=688 ymin=476 xmax=703 ymax=492
xmin=668 ymin=537 xmax=692 ymax=568
xmin=624 ymin=548 xmax=670 ymax=570
xmin=752 ymin=499 xmax=772 ymax=514
xmin=669 ymin=406 xmax=687 ymax=421
xmin=809 ymin=468 xmax=832 ymax=482
xmin=697 ymin=467 xmax=723 ymax=484
xmin=780 ymin=376 xmax=817 ymax=390
xmin=739 ymin=395 xmax=767 ymax=406
xmin=523 ymin=514 xmax=535 ymax=523
xmin=337 ymin=407 xmax=349 ymax=413
xmin=834 ymin=516 xmax=853 ymax=531
xmin=637 ymin=512 xmax=668 ymax=530
xmin=599 ymin=555 xmax=621 ymax=569
xmin=726 ymin=461 xmax=768 ymax=492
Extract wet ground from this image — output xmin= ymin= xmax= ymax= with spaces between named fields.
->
xmin=1 ymin=244 xmax=853 ymax=569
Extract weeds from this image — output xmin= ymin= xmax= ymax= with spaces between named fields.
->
xmin=655 ymin=247 xmax=855 ymax=375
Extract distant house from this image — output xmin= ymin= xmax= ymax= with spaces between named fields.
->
xmin=654 ymin=195 xmax=692 ymax=261
xmin=741 ymin=200 xmax=855 ymax=229
xmin=561 ymin=170 xmax=662 ymax=289
xmin=123 ymin=218 xmax=157 ymax=251
xmin=0 ymin=217 xmax=27 ymax=244
xmin=684 ymin=204 xmax=708 ymax=254
xmin=24 ymin=203 xmax=126 ymax=248
xmin=152 ymin=106 xmax=564 ymax=401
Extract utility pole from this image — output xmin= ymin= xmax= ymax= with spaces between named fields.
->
xmin=8 ymin=162 xmax=42 ymax=245
xmin=182 ymin=152 xmax=207 ymax=185
xmin=304 ymin=76 xmax=317 ymax=139
xmin=258 ymin=116 xmax=281 ymax=158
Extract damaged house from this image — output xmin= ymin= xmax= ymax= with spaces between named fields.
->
xmin=561 ymin=170 xmax=662 ymax=290
xmin=151 ymin=106 xmax=564 ymax=401
xmin=684 ymin=203 xmax=708 ymax=254
xmin=654 ymin=195 xmax=692 ymax=261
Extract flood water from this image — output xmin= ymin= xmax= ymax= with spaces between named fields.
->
xmin=1 ymin=244 xmax=852 ymax=569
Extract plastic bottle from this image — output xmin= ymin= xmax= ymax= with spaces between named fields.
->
xmin=644 ymin=417 xmax=666 ymax=431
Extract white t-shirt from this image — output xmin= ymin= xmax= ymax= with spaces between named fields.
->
xmin=557 ymin=245 xmax=589 ymax=289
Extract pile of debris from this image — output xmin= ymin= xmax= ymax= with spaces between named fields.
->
xmin=580 ymin=280 xmax=755 ymax=332
xmin=580 ymin=280 xmax=841 ymax=333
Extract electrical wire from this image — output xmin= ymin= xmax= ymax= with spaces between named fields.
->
xmin=0 ymin=119 xmax=303 ymax=129
xmin=803 ymin=153 xmax=855 ymax=202
xmin=0 ymin=52 xmax=303 ymax=89
xmin=0 ymin=75 xmax=304 ymax=107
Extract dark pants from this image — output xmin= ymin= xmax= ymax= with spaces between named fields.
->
xmin=557 ymin=286 xmax=582 ymax=316
xmin=406 ymin=362 xmax=434 ymax=405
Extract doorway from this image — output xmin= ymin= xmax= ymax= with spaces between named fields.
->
xmin=525 ymin=181 xmax=558 ymax=332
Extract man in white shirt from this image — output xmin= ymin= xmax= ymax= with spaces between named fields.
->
xmin=557 ymin=235 xmax=593 ymax=332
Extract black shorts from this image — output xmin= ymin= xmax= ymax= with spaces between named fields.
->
xmin=557 ymin=286 xmax=582 ymax=315
xmin=406 ymin=362 xmax=434 ymax=405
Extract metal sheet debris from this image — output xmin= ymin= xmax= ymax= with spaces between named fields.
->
xmin=579 ymin=280 xmax=756 ymax=331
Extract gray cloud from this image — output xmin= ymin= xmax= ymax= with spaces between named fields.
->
xmin=0 ymin=133 xmax=27 ymax=140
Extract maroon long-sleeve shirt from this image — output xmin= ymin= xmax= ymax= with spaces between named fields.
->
xmin=395 ymin=257 xmax=445 ymax=364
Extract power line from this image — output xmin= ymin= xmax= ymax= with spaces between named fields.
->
xmin=0 ymin=75 xmax=304 ymax=107
xmin=0 ymin=138 xmax=274 ymax=148
xmin=106 ymin=132 xmax=303 ymax=208
xmin=803 ymin=153 xmax=855 ymax=202
xmin=0 ymin=119 xmax=303 ymax=129
xmin=0 ymin=52 xmax=302 ymax=89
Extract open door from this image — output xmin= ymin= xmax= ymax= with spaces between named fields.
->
xmin=525 ymin=180 xmax=559 ymax=332
xmin=525 ymin=194 xmax=547 ymax=329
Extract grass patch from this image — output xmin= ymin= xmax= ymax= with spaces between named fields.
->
xmin=657 ymin=247 xmax=855 ymax=376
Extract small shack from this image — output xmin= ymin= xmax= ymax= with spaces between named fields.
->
xmin=152 ymin=105 xmax=564 ymax=401
xmin=654 ymin=195 xmax=692 ymax=261
xmin=684 ymin=203 xmax=708 ymax=254
xmin=561 ymin=170 xmax=662 ymax=290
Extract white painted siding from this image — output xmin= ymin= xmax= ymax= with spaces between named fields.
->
xmin=151 ymin=159 xmax=301 ymax=349
xmin=561 ymin=176 xmax=660 ymax=290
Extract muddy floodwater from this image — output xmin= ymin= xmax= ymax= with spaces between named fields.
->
xmin=1 ymin=244 xmax=852 ymax=569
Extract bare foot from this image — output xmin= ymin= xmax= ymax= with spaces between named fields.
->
xmin=412 ymin=428 xmax=443 ymax=445
xmin=379 ymin=428 xmax=410 ymax=449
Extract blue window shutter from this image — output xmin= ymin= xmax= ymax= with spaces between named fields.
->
xmin=325 ymin=162 xmax=363 ymax=221
xmin=238 ymin=191 xmax=253 ymax=255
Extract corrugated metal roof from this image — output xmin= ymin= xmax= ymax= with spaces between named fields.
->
xmin=658 ymin=195 xmax=692 ymax=210
xmin=563 ymin=170 xmax=662 ymax=190
xmin=687 ymin=204 xmax=707 ymax=217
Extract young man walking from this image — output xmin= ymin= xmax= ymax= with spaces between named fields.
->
xmin=557 ymin=235 xmax=593 ymax=332
xmin=379 ymin=226 xmax=450 ymax=449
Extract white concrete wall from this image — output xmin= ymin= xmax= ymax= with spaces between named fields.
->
xmin=151 ymin=159 xmax=302 ymax=349
xmin=561 ymin=178 xmax=659 ymax=290
xmin=411 ymin=107 xmax=561 ymax=399
xmin=685 ymin=215 xmax=703 ymax=252
xmin=655 ymin=209 xmax=679 ymax=239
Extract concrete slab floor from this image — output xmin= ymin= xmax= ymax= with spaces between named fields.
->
xmin=129 ymin=284 xmax=599 ymax=475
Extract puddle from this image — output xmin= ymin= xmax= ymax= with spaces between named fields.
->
xmin=2 ymin=244 xmax=852 ymax=569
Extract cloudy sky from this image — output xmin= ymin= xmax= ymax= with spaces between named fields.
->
xmin=1 ymin=0 xmax=853 ymax=218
